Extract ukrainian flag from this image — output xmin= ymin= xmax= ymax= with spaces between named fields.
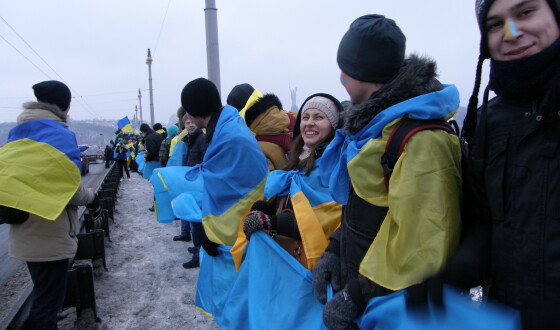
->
xmin=320 ymin=84 xmax=461 ymax=290
xmin=117 ymin=116 xmax=133 ymax=133
xmin=0 ymin=119 xmax=81 ymax=220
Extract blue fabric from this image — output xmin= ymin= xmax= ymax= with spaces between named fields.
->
xmin=143 ymin=160 xmax=160 ymax=180
xmin=320 ymin=85 xmax=459 ymax=205
xmin=356 ymin=286 xmax=521 ymax=330
xmin=167 ymin=141 xmax=188 ymax=167
xmin=135 ymin=152 xmax=145 ymax=174
xmin=150 ymin=166 xmax=204 ymax=223
xmin=195 ymin=246 xmax=237 ymax=320
xmin=220 ymin=231 xmax=326 ymax=330
xmin=8 ymin=119 xmax=81 ymax=169
xmin=199 ymin=105 xmax=268 ymax=220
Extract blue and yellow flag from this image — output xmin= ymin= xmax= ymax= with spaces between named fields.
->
xmin=232 ymin=157 xmax=342 ymax=270
xmin=200 ymin=105 xmax=268 ymax=246
xmin=320 ymin=85 xmax=461 ymax=291
xmin=117 ymin=116 xmax=133 ymax=132
xmin=0 ymin=119 xmax=81 ymax=220
xmin=220 ymin=231 xmax=326 ymax=329
xmin=166 ymin=141 xmax=187 ymax=167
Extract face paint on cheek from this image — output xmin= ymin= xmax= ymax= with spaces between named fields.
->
xmin=340 ymin=77 xmax=349 ymax=85
xmin=504 ymin=20 xmax=520 ymax=40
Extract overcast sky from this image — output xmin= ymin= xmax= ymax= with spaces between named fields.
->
xmin=1 ymin=1 xmax=489 ymax=125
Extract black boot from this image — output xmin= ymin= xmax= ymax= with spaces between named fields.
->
xmin=182 ymin=256 xmax=200 ymax=269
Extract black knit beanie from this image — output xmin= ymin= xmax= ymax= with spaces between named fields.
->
xmin=337 ymin=14 xmax=406 ymax=83
xmin=181 ymin=78 xmax=222 ymax=118
xmin=32 ymin=80 xmax=71 ymax=111
xmin=227 ymin=83 xmax=255 ymax=111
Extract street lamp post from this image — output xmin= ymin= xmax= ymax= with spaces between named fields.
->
xmin=204 ymin=0 xmax=221 ymax=95
xmin=146 ymin=48 xmax=155 ymax=126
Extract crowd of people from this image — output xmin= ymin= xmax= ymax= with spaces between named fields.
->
xmin=1 ymin=0 xmax=559 ymax=328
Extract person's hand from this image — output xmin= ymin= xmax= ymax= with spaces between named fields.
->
xmin=201 ymin=233 xmax=220 ymax=257
xmin=243 ymin=210 xmax=275 ymax=240
xmin=323 ymin=286 xmax=360 ymax=330
xmin=250 ymin=200 xmax=275 ymax=215
xmin=405 ymin=272 xmax=445 ymax=313
xmin=312 ymin=250 xmax=342 ymax=304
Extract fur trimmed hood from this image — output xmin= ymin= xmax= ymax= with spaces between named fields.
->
xmin=245 ymin=94 xmax=283 ymax=128
xmin=343 ymin=54 xmax=444 ymax=134
xmin=18 ymin=101 xmax=68 ymax=126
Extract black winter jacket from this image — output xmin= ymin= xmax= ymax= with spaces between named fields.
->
xmin=183 ymin=128 xmax=206 ymax=167
xmin=459 ymin=91 xmax=560 ymax=329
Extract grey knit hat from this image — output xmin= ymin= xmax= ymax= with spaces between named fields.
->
xmin=301 ymin=96 xmax=340 ymax=129
xmin=337 ymin=14 xmax=406 ymax=83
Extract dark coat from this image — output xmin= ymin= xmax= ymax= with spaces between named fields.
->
xmin=460 ymin=89 xmax=560 ymax=328
xmin=183 ymin=128 xmax=206 ymax=167
xmin=144 ymin=131 xmax=164 ymax=162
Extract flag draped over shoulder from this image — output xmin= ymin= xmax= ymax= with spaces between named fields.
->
xmin=117 ymin=116 xmax=133 ymax=132
xmin=135 ymin=152 xmax=145 ymax=175
xmin=232 ymin=157 xmax=342 ymax=270
xmin=166 ymin=140 xmax=187 ymax=167
xmin=355 ymin=287 xmax=521 ymax=330
xmin=0 ymin=119 xmax=81 ymax=220
xmin=220 ymin=231 xmax=326 ymax=330
xmin=149 ymin=166 xmax=203 ymax=223
xmin=200 ymin=105 xmax=268 ymax=246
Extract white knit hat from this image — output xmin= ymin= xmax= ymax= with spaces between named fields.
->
xmin=301 ymin=96 xmax=340 ymax=129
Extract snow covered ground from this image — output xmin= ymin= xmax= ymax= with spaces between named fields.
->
xmin=58 ymin=172 xmax=219 ymax=329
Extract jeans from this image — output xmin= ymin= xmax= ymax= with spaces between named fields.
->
xmin=190 ymin=222 xmax=204 ymax=257
xmin=26 ymin=259 xmax=70 ymax=330
xmin=117 ymin=159 xmax=130 ymax=178
xmin=180 ymin=220 xmax=191 ymax=237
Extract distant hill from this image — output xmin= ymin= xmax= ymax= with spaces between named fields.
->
xmin=0 ymin=118 xmax=123 ymax=148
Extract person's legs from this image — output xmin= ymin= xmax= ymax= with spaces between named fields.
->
xmin=25 ymin=259 xmax=70 ymax=330
xmin=183 ymin=222 xmax=203 ymax=268
xmin=123 ymin=161 xmax=130 ymax=178
xmin=173 ymin=220 xmax=191 ymax=241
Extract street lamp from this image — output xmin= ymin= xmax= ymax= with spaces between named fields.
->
xmin=146 ymin=48 xmax=155 ymax=126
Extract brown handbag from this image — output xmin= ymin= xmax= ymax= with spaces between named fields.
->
xmin=272 ymin=195 xmax=308 ymax=269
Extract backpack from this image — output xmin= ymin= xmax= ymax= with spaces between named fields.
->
xmin=381 ymin=118 xmax=459 ymax=190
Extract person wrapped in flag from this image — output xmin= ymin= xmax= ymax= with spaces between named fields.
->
xmin=240 ymin=94 xmax=344 ymax=270
xmin=313 ymin=15 xmax=462 ymax=328
xmin=180 ymin=78 xmax=268 ymax=320
xmin=0 ymin=80 xmax=98 ymax=329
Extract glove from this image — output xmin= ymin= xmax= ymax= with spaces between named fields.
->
xmin=243 ymin=210 xmax=276 ymax=240
xmin=250 ymin=200 xmax=275 ymax=215
xmin=312 ymin=239 xmax=342 ymax=304
xmin=323 ymin=286 xmax=360 ymax=330
xmin=201 ymin=232 xmax=220 ymax=257
xmin=86 ymin=194 xmax=102 ymax=218
xmin=0 ymin=206 xmax=29 ymax=224
xmin=405 ymin=272 xmax=445 ymax=313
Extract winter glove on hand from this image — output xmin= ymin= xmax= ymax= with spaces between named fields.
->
xmin=323 ymin=286 xmax=360 ymax=330
xmin=243 ymin=210 xmax=276 ymax=240
xmin=250 ymin=200 xmax=275 ymax=215
xmin=201 ymin=233 xmax=220 ymax=257
xmin=405 ymin=272 xmax=445 ymax=313
xmin=86 ymin=194 xmax=102 ymax=218
xmin=312 ymin=238 xmax=342 ymax=304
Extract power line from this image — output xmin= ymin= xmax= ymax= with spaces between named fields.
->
xmin=153 ymin=0 xmax=172 ymax=53
xmin=0 ymin=33 xmax=51 ymax=78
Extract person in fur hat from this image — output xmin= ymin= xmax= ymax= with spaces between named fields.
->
xmin=409 ymin=0 xmax=560 ymax=328
xmin=312 ymin=15 xmax=463 ymax=329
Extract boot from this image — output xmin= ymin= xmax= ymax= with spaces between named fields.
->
xmin=182 ymin=256 xmax=200 ymax=269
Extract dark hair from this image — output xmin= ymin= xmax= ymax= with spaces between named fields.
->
xmin=140 ymin=123 xmax=151 ymax=133
xmin=282 ymin=129 xmax=335 ymax=176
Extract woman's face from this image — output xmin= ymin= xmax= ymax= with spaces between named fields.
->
xmin=300 ymin=108 xmax=332 ymax=148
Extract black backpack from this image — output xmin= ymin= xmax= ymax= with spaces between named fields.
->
xmin=380 ymin=118 xmax=459 ymax=190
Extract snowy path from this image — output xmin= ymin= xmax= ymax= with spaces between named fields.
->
xmin=59 ymin=173 xmax=218 ymax=329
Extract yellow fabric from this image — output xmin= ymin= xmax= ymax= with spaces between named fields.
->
xmin=170 ymin=131 xmax=187 ymax=155
xmin=238 ymin=89 xmax=264 ymax=121
xmin=349 ymin=119 xmax=462 ymax=290
xmin=203 ymin=178 xmax=266 ymax=246
xmin=0 ymin=139 xmax=81 ymax=220
xmin=292 ymin=192 xmax=342 ymax=269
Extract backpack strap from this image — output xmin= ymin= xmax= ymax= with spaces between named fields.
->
xmin=381 ymin=118 xmax=456 ymax=190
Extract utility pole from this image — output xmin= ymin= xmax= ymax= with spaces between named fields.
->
xmin=134 ymin=105 xmax=138 ymax=128
xmin=138 ymin=88 xmax=143 ymax=124
xmin=146 ymin=48 xmax=155 ymax=125
xmin=204 ymin=0 xmax=221 ymax=95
